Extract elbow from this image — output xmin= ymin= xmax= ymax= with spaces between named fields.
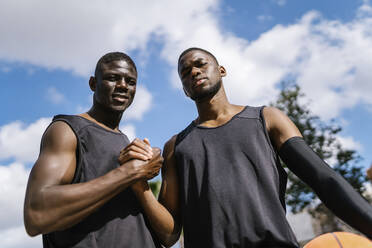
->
xmin=161 ymin=235 xmax=181 ymax=248
xmin=24 ymin=218 xmax=42 ymax=237
xmin=25 ymin=225 xmax=40 ymax=237
xmin=24 ymin=208 xmax=47 ymax=236
xmin=159 ymin=227 xmax=182 ymax=248
xmin=162 ymin=242 xmax=175 ymax=248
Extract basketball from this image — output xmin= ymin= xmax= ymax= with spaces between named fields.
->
xmin=304 ymin=232 xmax=372 ymax=248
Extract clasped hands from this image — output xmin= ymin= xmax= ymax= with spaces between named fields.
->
xmin=118 ymin=138 xmax=163 ymax=192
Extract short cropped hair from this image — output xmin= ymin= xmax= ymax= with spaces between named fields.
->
xmin=178 ymin=47 xmax=219 ymax=66
xmin=95 ymin=52 xmax=137 ymax=78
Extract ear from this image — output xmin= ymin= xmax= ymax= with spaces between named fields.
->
xmin=89 ymin=76 xmax=96 ymax=92
xmin=219 ymin=66 xmax=226 ymax=77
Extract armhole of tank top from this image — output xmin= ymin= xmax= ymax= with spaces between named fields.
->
xmin=52 ymin=119 xmax=83 ymax=184
xmin=175 ymin=122 xmax=195 ymax=147
xmin=259 ymin=106 xmax=278 ymax=155
xmin=174 ymin=134 xmax=181 ymax=148
xmin=260 ymin=107 xmax=289 ymax=209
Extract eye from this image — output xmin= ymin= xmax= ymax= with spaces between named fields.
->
xmin=104 ymin=74 xmax=118 ymax=81
xmin=198 ymin=61 xmax=207 ymax=67
xmin=126 ymin=77 xmax=137 ymax=86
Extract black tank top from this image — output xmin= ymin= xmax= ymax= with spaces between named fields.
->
xmin=174 ymin=106 xmax=299 ymax=248
xmin=42 ymin=115 xmax=160 ymax=248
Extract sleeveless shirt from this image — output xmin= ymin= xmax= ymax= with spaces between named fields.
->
xmin=174 ymin=106 xmax=299 ymax=248
xmin=42 ymin=115 xmax=160 ymax=248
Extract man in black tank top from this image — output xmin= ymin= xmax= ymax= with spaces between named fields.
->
xmin=24 ymin=52 xmax=163 ymax=247
xmin=131 ymin=47 xmax=372 ymax=247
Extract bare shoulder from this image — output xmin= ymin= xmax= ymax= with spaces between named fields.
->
xmin=262 ymin=106 xmax=282 ymax=116
xmin=31 ymin=120 xmax=77 ymax=185
xmin=159 ymin=135 xmax=179 ymax=209
xmin=41 ymin=121 xmax=77 ymax=153
xmin=163 ymin=135 xmax=177 ymax=158
xmin=262 ymin=106 xmax=297 ymax=132
xmin=161 ymin=135 xmax=178 ymax=175
xmin=262 ymin=106 xmax=302 ymax=150
xmin=262 ymin=106 xmax=287 ymax=129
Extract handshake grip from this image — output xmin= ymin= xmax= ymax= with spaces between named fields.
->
xmin=120 ymin=147 xmax=163 ymax=181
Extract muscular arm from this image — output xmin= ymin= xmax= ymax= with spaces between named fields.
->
xmin=131 ymin=136 xmax=182 ymax=247
xmin=263 ymin=106 xmax=302 ymax=150
xmin=24 ymin=121 xmax=161 ymax=236
xmin=264 ymin=106 xmax=372 ymax=239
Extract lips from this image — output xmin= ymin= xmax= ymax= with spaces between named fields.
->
xmin=112 ymin=94 xmax=129 ymax=102
xmin=192 ymin=77 xmax=207 ymax=88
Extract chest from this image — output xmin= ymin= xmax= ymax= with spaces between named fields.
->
xmin=78 ymin=127 xmax=129 ymax=178
xmin=176 ymin=118 xmax=267 ymax=164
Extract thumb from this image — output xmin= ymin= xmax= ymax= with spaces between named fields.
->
xmin=143 ymin=138 xmax=151 ymax=146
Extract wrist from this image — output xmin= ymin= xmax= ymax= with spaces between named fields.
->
xmin=131 ymin=180 xmax=150 ymax=194
xmin=118 ymin=159 xmax=146 ymax=181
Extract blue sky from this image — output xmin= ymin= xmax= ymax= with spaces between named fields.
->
xmin=1 ymin=0 xmax=372 ymax=247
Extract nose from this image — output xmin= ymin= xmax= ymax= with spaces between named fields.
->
xmin=191 ymin=66 xmax=201 ymax=78
xmin=116 ymin=77 xmax=129 ymax=90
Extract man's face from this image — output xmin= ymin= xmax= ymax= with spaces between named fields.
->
xmin=178 ymin=50 xmax=224 ymax=101
xmin=94 ymin=59 xmax=137 ymax=112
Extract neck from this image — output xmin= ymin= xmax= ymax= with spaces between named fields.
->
xmin=194 ymin=85 xmax=235 ymax=125
xmin=84 ymin=101 xmax=123 ymax=131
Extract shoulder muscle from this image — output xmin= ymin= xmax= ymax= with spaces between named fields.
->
xmin=159 ymin=135 xmax=179 ymax=215
xmin=32 ymin=121 xmax=77 ymax=186
xmin=263 ymin=106 xmax=302 ymax=151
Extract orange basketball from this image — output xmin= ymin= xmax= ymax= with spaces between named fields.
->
xmin=304 ymin=232 xmax=372 ymax=248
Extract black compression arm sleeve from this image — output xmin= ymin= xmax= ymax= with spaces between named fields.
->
xmin=279 ymin=136 xmax=372 ymax=239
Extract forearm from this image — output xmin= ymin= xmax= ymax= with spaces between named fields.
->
xmin=279 ymin=137 xmax=372 ymax=238
xmin=25 ymin=166 xmax=139 ymax=236
xmin=132 ymin=183 xmax=180 ymax=247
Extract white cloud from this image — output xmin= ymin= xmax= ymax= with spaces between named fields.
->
xmin=0 ymin=0 xmax=372 ymax=121
xmin=289 ymin=9 xmax=372 ymax=119
xmin=0 ymin=163 xmax=29 ymax=230
xmin=46 ymin=87 xmax=65 ymax=104
xmin=0 ymin=0 xmax=218 ymax=76
xmin=0 ymin=118 xmax=51 ymax=163
xmin=273 ymin=0 xmax=287 ymax=6
xmin=359 ymin=0 xmax=372 ymax=17
xmin=287 ymin=211 xmax=315 ymax=242
xmin=158 ymin=2 xmax=372 ymax=120
xmin=337 ymin=135 xmax=363 ymax=151
xmin=158 ymin=4 xmax=372 ymax=120
xmin=0 ymin=226 xmax=41 ymax=248
xmin=123 ymin=86 xmax=153 ymax=121
xmin=0 ymin=163 xmax=41 ymax=248
xmin=120 ymin=124 xmax=136 ymax=142
xmin=323 ymin=134 xmax=364 ymax=167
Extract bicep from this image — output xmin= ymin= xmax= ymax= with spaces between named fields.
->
xmin=263 ymin=106 xmax=302 ymax=151
xmin=26 ymin=121 xmax=77 ymax=198
xmin=159 ymin=136 xmax=180 ymax=220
